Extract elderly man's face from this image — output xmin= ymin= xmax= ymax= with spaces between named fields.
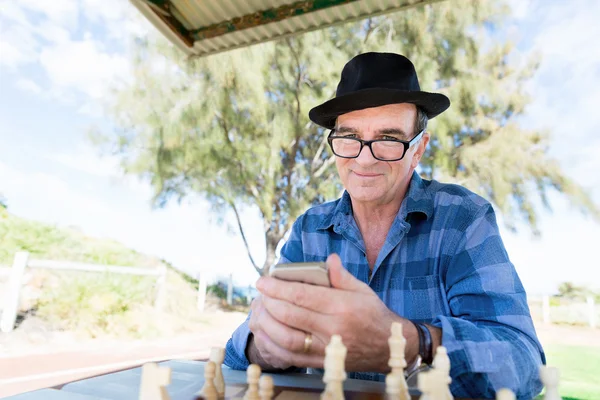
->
xmin=334 ymin=103 xmax=429 ymax=205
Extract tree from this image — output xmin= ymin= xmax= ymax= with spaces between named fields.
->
xmin=97 ymin=0 xmax=598 ymax=276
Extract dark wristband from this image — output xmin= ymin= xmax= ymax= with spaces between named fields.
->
xmin=414 ymin=322 xmax=433 ymax=365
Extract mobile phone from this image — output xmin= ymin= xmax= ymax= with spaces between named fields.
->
xmin=268 ymin=262 xmax=331 ymax=287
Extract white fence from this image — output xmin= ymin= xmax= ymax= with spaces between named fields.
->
xmin=0 ymin=251 xmax=167 ymax=333
xmin=529 ymin=295 xmax=597 ymax=328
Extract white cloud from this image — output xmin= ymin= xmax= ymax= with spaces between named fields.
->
xmin=39 ymin=37 xmax=129 ymax=99
xmin=17 ymin=0 xmax=79 ymax=30
xmin=47 ymin=144 xmax=122 ymax=178
xmin=15 ymin=78 xmax=42 ymax=94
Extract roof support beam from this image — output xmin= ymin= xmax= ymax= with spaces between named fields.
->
xmin=190 ymin=0 xmax=361 ymax=40
xmin=143 ymin=0 xmax=195 ymax=47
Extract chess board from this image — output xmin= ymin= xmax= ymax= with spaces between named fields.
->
xmin=205 ymin=383 xmax=401 ymax=400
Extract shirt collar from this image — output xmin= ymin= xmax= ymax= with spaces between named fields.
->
xmin=317 ymin=171 xmax=433 ymax=231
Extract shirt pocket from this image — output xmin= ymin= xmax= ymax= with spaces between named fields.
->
xmin=403 ymin=274 xmax=446 ymax=323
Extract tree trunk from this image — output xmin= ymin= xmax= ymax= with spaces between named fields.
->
xmin=261 ymin=231 xmax=281 ymax=276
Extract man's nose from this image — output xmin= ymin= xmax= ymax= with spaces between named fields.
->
xmin=354 ymin=143 xmax=378 ymax=166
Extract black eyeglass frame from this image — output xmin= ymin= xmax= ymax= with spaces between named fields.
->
xmin=327 ymin=129 xmax=425 ymax=162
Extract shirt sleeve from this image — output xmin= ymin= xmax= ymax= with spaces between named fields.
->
xmin=430 ymin=203 xmax=546 ymax=400
xmin=224 ymin=216 xmax=306 ymax=370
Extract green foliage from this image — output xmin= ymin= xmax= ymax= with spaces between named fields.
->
xmin=0 ymin=211 xmax=160 ymax=267
xmin=540 ymin=345 xmax=600 ymax=399
xmin=96 ymin=0 xmax=598 ymax=275
xmin=0 ymin=193 xmax=6 ymax=209
xmin=557 ymin=282 xmax=594 ymax=300
xmin=36 ymin=272 xmax=154 ymax=337
xmin=0 ymin=211 xmax=203 ymax=338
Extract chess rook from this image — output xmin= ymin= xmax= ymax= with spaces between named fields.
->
xmin=139 ymin=362 xmax=172 ymax=400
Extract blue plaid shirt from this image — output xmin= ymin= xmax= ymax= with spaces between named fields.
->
xmin=225 ymin=172 xmax=545 ymax=399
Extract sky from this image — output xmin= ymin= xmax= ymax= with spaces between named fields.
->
xmin=0 ymin=0 xmax=599 ymax=295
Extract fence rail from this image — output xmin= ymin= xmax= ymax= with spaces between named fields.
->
xmin=0 ymin=251 xmax=167 ymax=333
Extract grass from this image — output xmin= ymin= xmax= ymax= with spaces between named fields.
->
xmin=0 ymin=208 xmax=207 ymax=338
xmin=541 ymin=344 xmax=600 ymax=400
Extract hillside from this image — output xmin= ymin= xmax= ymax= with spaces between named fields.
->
xmin=0 ymin=207 xmax=226 ymax=341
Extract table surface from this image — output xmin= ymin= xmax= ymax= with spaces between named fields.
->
xmin=5 ymin=360 xmax=421 ymax=400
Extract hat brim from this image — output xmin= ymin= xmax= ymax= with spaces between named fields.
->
xmin=308 ymin=88 xmax=450 ymax=130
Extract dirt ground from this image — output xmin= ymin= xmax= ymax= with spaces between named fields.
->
xmin=534 ymin=321 xmax=600 ymax=348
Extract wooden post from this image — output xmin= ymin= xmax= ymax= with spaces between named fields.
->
xmin=542 ymin=295 xmax=551 ymax=325
xmin=1 ymin=252 xmax=29 ymax=333
xmin=227 ymin=274 xmax=233 ymax=305
xmin=155 ymin=265 xmax=167 ymax=311
xmin=587 ymin=296 xmax=596 ymax=329
xmin=197 ymin=272 xmax=207 ymax=313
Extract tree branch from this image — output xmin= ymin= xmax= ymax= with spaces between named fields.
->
xmin=230 ymin=201 xmax=261 ymax=275
xmin=314 ymin=155 xmax=336 ymax=178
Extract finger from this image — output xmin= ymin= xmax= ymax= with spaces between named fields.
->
xmin=262 ymin=296 xmax=326 ymax=334
xmin=257 ymin=276 xmax=337 ymax=313
xmin=327 ymin=253 xmax=371 ymax=293
xmin=254 ymin=302 xmax=310 ymax=353
xmin=254 ymin=330 xmax=324 ymax=370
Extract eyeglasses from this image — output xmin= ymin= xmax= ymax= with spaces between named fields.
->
xmin=327 ymin=129 xmax=425 ymax=161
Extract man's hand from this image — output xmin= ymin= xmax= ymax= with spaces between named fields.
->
xmin=255 ymin=254 xmax=420 ymax=373
xmin=247 ymin=291 xmax=325 ymax=370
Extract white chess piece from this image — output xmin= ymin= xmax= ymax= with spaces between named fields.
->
xmin=244 ymin=364 xmax=261 ymax=400
xmin=210 ymin=347 xmax=226 ymax=398
xmin=496 ymin=388 xmax=516 ymax=400
xmin=139 ymin=362 xmax=171 ymax=400
xmin=259 ymin=375 xmax=274 ymax=400
xmin=200 ymin=361 xmax=219 ymax=400
xmin=432 ymin=346 xmax=452 ymax=400
xmin=386 ymin=372 xmax=404 ymax=400
xmin=387 ymin=322 xmax=410 ymax=400
xmin=540 ymin=366 xmax=561 ymax=400
xmin=388 ymin=322 xmax=407 ymax=375
xmin=418 ymin=369 xmax=447 ymax=400
xmin=321 ymin=335 xmax=347 ymax=400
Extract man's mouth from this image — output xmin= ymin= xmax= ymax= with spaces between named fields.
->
xmin=353 ymin=171 xmax=381 ymax=178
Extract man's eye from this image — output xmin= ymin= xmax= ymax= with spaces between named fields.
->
xmin=381 ymin=135 xmax=400 ymax=141
xmin=339 ymin=134 xmax=357 ymax=138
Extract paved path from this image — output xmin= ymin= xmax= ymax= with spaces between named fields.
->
xmin=0 ymin=313 xmax=247 ymax=398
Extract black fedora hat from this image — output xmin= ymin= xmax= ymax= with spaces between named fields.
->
xmin=309 ymin=52 xmax=450 ymax=129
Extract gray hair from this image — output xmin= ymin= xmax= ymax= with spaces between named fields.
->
xmin=415 ymin=106 xmax=428 ymax=135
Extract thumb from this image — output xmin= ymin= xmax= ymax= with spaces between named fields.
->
xmin=327 ymin=253 xmax=370 ymax=293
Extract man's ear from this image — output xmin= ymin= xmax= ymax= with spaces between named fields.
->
xmin=411 ymin=132 xmax=430 ymax=168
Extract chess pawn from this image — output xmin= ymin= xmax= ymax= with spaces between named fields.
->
xmin=418 ymin=369 xmax=447 ymax=400
xmin=244 ymin=364 xmax=261 ymax=400
xmin=539 ymin=366 xmax=561 ymax=400
xmin=496 ymin=388 xmax=516 ymax=400
xmin=210 ymin=347 xmax=226 ymax=398
xmin=259 ymin=375 xmax=274 ymax=400
xmin=321 ymin=335 xmax=347 ymax=400
xmin=432 ymin=346 xmax=452 ymax=400
xmin=199 ymin=361 xmax=219 ymax=400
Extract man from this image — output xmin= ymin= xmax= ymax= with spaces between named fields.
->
xmin=224 ymin=52 xmax=545 ymax=399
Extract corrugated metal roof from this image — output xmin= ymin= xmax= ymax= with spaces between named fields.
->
xmin=130 ymin=0 xmax=442 ymax=57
